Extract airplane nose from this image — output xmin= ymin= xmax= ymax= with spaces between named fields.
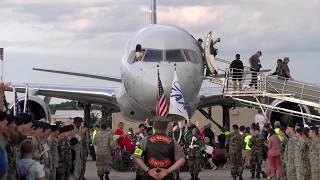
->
xmin=125 ymin=62 xmax=200 ymax=111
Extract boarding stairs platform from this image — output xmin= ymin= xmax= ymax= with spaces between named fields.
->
xmin=206 ymin=68 xmax=320 ymax=120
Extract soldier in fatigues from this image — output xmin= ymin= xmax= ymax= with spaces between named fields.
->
xmin=285 ymin=123 xmax=297 ymax=180
xmin=72 ymin=117 xmax=84 ymax=180
xmin=249 ymin=126 xmax=265 ymax=179
xmin=93 ymin=123 xmax=115 ymax=180
xmin=48 ymin=124 xmax=59 ymax=180
xmin=300 ymin=128 xmax=311 ymax=180
xmin=57 ymin=125 xmax=74 ymax=180
xmin=228 ymin=124 xmax=244 ymax=180
xmin=40 ymin=122 xmax=52 ymax=180
xmin=294 ymin=127 xmax=304 ymax=180
xmin=80 ymin=123 xmax=90 ymax=180
xmin=134 ymin=124 xmax=147 ymax=180
xmin=185 ymin=124 xmax=203 ymax=180
xmin=308 ymin=126 xmax=320 ymax=180
xmin=4 ymin=114 xmax=17 ymax=180
xmin=133 ymin=117 xmax=186 ymax=180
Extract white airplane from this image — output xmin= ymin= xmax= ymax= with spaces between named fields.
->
xmin=7 ymin=0 xmax=312 ymax=125
xmin=9 ymin=0 xmax=214 ymax=122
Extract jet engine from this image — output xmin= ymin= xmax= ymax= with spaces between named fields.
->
xmin=10 ymin=96 xmax=51 ymax=121
xmin=266 ymin=99 xmax=311 ymax=126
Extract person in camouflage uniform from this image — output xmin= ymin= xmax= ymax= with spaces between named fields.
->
xmin=57 ymin=125 xmax=74 ymax=180
xmin=249 ymin=126 xmax=266 ymax=179
xmin=185 ymin=124 xmax=204 ymax=180
xmin=40 ymin=122 xmax=52 ymax=180
xmin=308 ymin=126 xmax=320 ymax=180
xmin=80 ymin=124 xmax=90 ymax=180
xmin=294 ymin=127 xmax=304 ymax=180
xmin=48 ymin=124 xmax=59 ymax=180
xmin=93 ymin=123 xmax=115 ymax=180
xmin=228 ymin=124 xmax=244 ymax=180
xmin=3 ymin=114 xmax=16 ymax=180
xmin=299 ymin=127 xmax=311 ymax=180
xmin=285 ymin=123 xmax=297 ymax=180
xmin=134 ymin=124 xmax=147 ymax=180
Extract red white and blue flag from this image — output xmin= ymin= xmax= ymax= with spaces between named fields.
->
xmin=3 ymin=94 xmax=8 ymax=113
xmin=0 ymin=48 xmax=3 ymax=61
xmin=13 ymin=87 xmax=21 ymax=115
xmin=156 ymin=71 xmax=168 ymax=117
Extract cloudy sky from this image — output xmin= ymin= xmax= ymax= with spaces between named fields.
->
xmin=1 ymin=0 xmax=320 ymax=101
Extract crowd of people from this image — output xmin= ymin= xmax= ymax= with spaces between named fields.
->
xmin=112 ymin=115 xmax=320 ymax=180
xmin=0 ymin=112 xmax=90 ymax=180
xmin=1 ymin=106 xmax=320 ymax=180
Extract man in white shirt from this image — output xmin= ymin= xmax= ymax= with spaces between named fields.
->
xmin=254 ymin=109 xmax=267 ymax=130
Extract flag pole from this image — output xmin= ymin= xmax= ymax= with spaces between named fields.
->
xmin=23 ymin=84 xmax=28 ymax=113
xmin=13 ymin=86 xmax=16 ymax=115
xmin=1 ymin=60 xmax=3 ymax=82
xmin=0 ymin=48 xmax=3 ymax=82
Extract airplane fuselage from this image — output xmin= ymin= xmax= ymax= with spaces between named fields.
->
xmin=117 ymin=24 xmax=204 ymax=121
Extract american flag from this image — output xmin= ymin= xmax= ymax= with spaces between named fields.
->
xmin=14 ymin=89 xmax=21 ymax=115
xmin=3 ymin=94 xmax=8 ymax=112
xmin=0 ymin=48 xmax=3 ymax=61
xmin=156 ymin=72 xmax=168 ymax=117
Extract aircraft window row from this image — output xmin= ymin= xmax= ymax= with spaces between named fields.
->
xmin=143 ymin=49 xmax=163 ymax=62
xmin=166 ymin=50 xmax=185 ymax=62
xmin=131 ymin=49 xmax=199 ymax=64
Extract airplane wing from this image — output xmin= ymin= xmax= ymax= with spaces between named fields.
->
xmin=33 ymin=68 xmax=122 ymax=83
xmin=7 ymin=83 xmax=121 ymax=112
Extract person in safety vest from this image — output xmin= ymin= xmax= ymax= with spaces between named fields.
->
xmin=133 ymin=117 xmax=185 ymax=180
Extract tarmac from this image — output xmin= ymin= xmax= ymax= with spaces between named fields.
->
xmin=84 ymin=160 xmax=253 ymax=180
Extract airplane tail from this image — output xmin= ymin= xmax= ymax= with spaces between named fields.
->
xmin=150 ymin=0 xmax=157 ymax=24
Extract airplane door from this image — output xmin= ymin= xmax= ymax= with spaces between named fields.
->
xmin=204 ymin=31 xmax=219 ymax=76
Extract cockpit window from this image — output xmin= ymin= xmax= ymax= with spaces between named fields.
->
xmin=143 ymin=49 xmax=163 ymax=62
xmin=183 ymin=50 xmax=199 ymax=64
xmin=166 ymin=50 xmax=185 ymax=62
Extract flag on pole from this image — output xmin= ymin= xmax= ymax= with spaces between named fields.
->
xmin=3 ymin=94 xmax=8 ymax=113
xmin=23 ymin=84 xmax=29 ymax=113
xmin=156 ymin=70 xmax=168 ymax=117
xmin=169 ymin=71 xmax=189 ymax=120
xmin=0 ymin=48 xmax=3 ymax=61
xmin=13 ymin=87 xmax=21 ymax=115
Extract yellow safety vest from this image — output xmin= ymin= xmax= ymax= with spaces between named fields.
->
xmin=224 ymin=131 xmax=230 ymax=136
xmin=92 ymin=130 xmax=97 ymax=141
xmin=274 ymin=128 xmax=284 ymax=141
xmin=244 ymin=135 xmax=252 ymax=150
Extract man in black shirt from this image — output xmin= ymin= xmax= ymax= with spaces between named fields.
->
xmin=230 ymin=54 xmax=244 ymax=91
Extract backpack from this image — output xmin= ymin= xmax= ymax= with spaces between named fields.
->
xmin=18 ymin=162 xmax=35 ymax=180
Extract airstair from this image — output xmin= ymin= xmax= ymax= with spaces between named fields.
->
xmin=202 ymin=30 xmax=320 ymax=121
xmin=206 ymin=68 xmax=320 ymax=121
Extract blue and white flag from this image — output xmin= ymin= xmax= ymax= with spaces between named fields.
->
xmin=169 ymin=71 xmax=189 ymax=120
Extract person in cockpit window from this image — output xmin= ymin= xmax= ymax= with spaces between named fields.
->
xmin=135 ymin=44 xmax=145 ymax=61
